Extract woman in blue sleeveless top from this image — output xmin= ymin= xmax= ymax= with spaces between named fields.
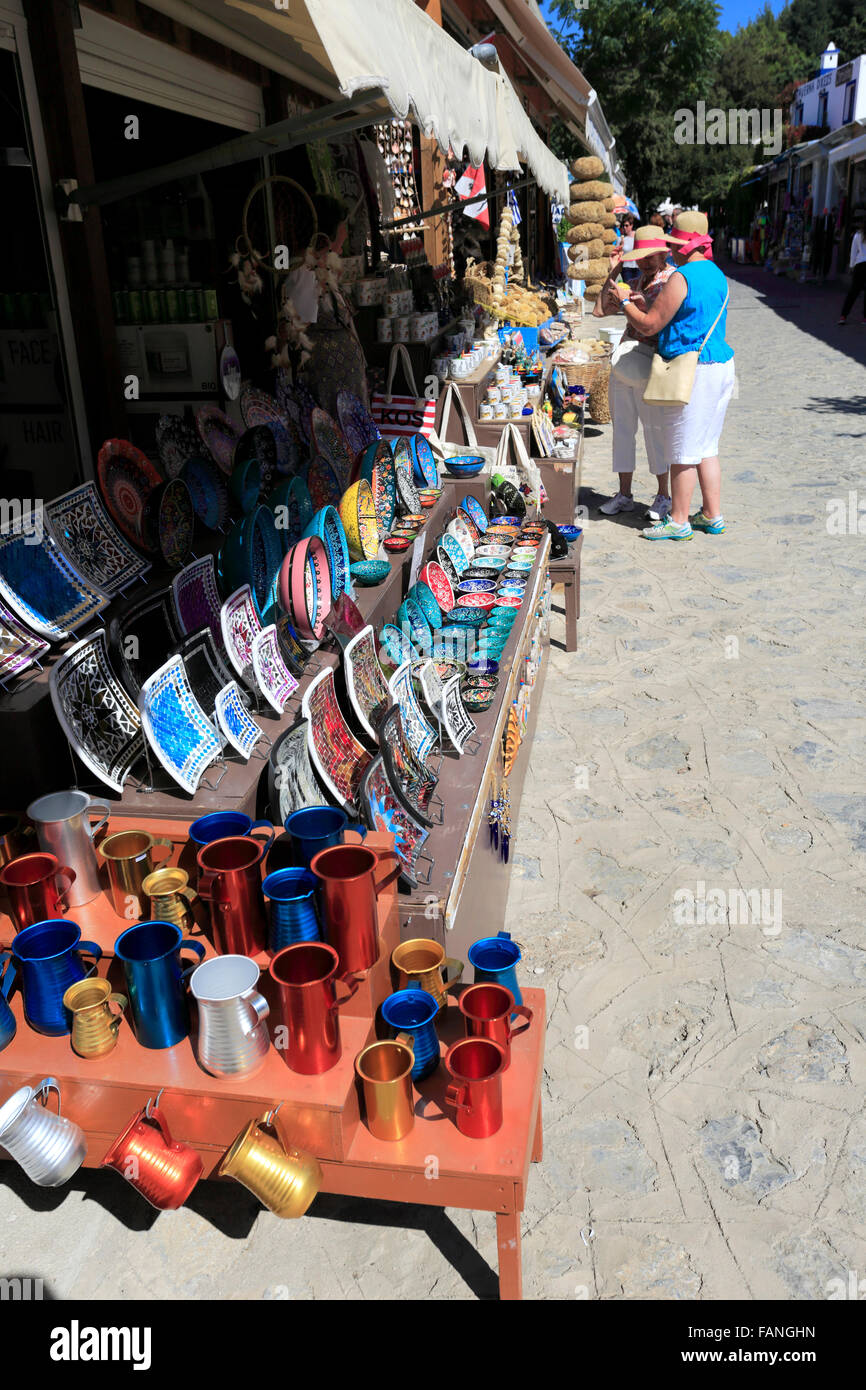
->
xmin=611 ymin=211 xmax=735 ymax=541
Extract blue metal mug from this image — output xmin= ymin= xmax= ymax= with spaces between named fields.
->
xmin=0 ymin=950 xmax=17 ymax=1052
xmin=188 ymin=812 xmax=274 ymax=851
xmin=381 ymin=983 xmax=440 ymax=1080
xmin=11 ymin=920 xmax=102 ymax=1037
xmin=467 ymin=930 xmax=523 ymax=1007
xmin=284 ymin=805 xmax=367 ymax=870
xmin=114 ymin=920 xmax=206 ymax=1050
xmin=262 ymin=868 xmax=321 ymax=950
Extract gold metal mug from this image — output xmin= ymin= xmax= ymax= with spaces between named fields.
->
xmin=63 ymin=978 xmax=128 ymax=1058
xmin=218 ymin=1107 xmax=322 ymax=1218
xmin=141 ymin=867 xmax=196 ymax=931
xmin=391 ymin=938 xmax=464 ymax=1014
xmin=100 ymin=830 xmax=173 ymax=919
xmin=354 ymin=1033 xmax=416 ymax=1142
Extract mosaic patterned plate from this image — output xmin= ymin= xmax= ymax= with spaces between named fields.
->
xmin=267 ymin=715 xmax=324 ymax=824
xmin=173 ymin=626 xmax=236 ymax=715
xmin=388 ymin=660 xmax=437 ymax=765
xmin=336 ymin=390 xmax=380 ymax=462
xmin=419 ymin=560 xmax=454 ymax=615
xmin=49 ymin=628 xmax=145 ymax=793
xmin=440 ymin=533 xmax=470 ymax=579
xmin=141 ymin=478 xmax=195 ymax=567
xmin=344 ymin=624 xmax=392 ymax=741
xmin=304 ymin=506 xmax=350 ymax=602
xmin=0 ymin=599 xmax=49 ymax=680
xmin=360 ymin=755 xmax=429 ymax=889
xmin=107 ymin=585 xmax=181 ymax=700
xmin=45 ymin=482 xmax=150 ymax=596
xmin=155 ymin=414 xmax=201 ymax=479
xmin=311 ymin=408 xmax=353 ymax=492
xmin=181 ymin=455 xmax=229 ymax=531
xmin=238 ymin=388 xmax=300 ymax=477
xmin=358 ymin=439 xmax=397 ymax=534
xmin=307 ymin=453 xmax=343 ymax=511
xmin=301 ymin=667 xmax=372 ymax=813
xmin=410 ymin=433 xmax=438 ymax=488
xmin=96 ymin=438 xmax=162 ymax=547
xmin=252 ymin=624 xmax=299 ymax=713
xmin=461 ymin=495 xmax=488 ymax=533
xmin=377 ymin=703 xmax=437 ymax=827
xmin=0 ymin=520 xmax=110 ymax=642
xmin=138 ymin=655 xmax=222 ymax=795
xmin=195 ymin=404 xmax=242 ymax=474
xmin=378 ymin=623 xmax=418 ymax=668
xmin=267 ymin=476 xmax=314 ymax=554
xmin=220 ymin=585 xmax=263 ymax=687
xmin=171 ymin=555 xmax=226 ymax=656
xmin=215 ymin=680 xmax=264 ymax=761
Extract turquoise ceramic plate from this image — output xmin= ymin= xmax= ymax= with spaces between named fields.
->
xmin=406 ymin=580 xmax=442 ymax=631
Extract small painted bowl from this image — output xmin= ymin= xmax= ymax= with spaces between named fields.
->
xmin=383 ymin=535 xmax=412 ymax=552
xmin=462 ymin=674 xmax=499 ymax=692
xmin=462 ymin=690 xmax=496 ymax=713
xmin=401 ymin=514 xmax=426 ymax=526
xmin=471 ymin=557 xmax=507 ymax=572
xmin=495 ymin=596 xmax=523 ymax=610
xmin=407 ymin=580 xmax=442 ymax=630
xmin=350 ymin=559 xmax=391 ymax=586
xmin=411 ymin=657 xmax=467 ymax=683
xmin=418 ymin=494 xmax=438 ymax=509
xmin=379 ymin=623 xmax=417 ymax=666
xmin=458 ymin=579 xmax=497 ymax=594
xmin=558 ymin=525 xmax=582 ymax=541
xmin=457 ymin=592 xmax=495 ymax=609
xmin=441 ymin=606 xmax=488 ymax=627
xmin=466 ymin=657 xmax=499 ymax=676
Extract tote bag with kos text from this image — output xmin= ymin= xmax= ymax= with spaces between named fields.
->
xmin=370 ymin=344 xmax=437 ymax=442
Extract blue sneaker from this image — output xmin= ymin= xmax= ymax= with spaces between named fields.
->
xmin=690 ymin=511 xmax=725 ymax=534
xmin=642 ymin=518 xmax=693 ymax=541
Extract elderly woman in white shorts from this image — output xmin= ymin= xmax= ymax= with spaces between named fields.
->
xmin=596 ymin=226 xmax=676 ymax=521
xmin=611 ymin=211 xmax=735 ymax=540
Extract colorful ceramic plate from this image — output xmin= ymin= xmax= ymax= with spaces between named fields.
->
xmin=252 ymin=624 xmax=299 ymax=713
xmin=410 ymin=433 xmax=438 ymax=487
xmin=267 ymin=476 xmax=314 ymax=553
xmin=307 ymin=453 xmax=343 ymax=511
xmin=407 ymin=580 xmax=442 ymax=631
xmin=435 ymin=544 xmax=460 ymax=588
xmin=303 ymin=505 xmax=351 ymax=603
xmin=350 ymin=560 xmax=390 ymax=586
xmin=181 ymin=455 xmax=229 ymax=531
xmin=219 ymin=505 xmax=283 ymax=623
xmin=446 ymin=516 xmax=475 ymax=563
xmin=220 ymin=585 xmax=262 ymax=686
xmin=0 ymin=598 xmax=49 ymax=679
xmin=195 ymin=404 xmax=242 ymax=474
xmin=267 ymin=715 xmax=323 ymax=823
xmin=0 ymin=521 xmax=109 ymax=643
xmin=311 ymin=408 xmax=353 ymax=491
xmin=360 ymin=755 xmax=430 ymax=889
xmin=461 ymin=496 xmax=488 ymax=533
xmin=172 ymin=556 xmax=224 ymax=655
xmin=155 ymin=415 xmax=200 ymax=479
xmin=358 ymin=439 xmax=397 ymax=534
xmin=419 ymin=560 xmax=454 ymax=614
xmin=301 ymin=667 xmax=372 ymax=814
xmin=138 ymin=655 xmax=222 ymax=795
xmin=45 ymin=482 xmax=150 ymax=596
xmin=215 ymin=680 xmax=264 ymax=760
xmin=336 ymin=390 xmax=380 ymax=462
xmin=96 ymin=438 xmax=162 ymax=547
xmin=50 ymin=628 xmax=145 ymax=793
xmin=383 ymin=535 xmax=411 ymax=553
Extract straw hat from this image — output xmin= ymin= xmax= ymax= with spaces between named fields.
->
xmin=618 ymin=225 xmax=671 ymax=261
xmin=666 ymin=210 xmax=709 ymax=245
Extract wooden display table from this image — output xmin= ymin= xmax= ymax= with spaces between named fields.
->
xmin=549 ymin=532 xmax=584 ymax=652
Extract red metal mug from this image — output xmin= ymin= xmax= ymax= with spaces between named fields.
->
xmin=0 ymin=852 xmax=76 ymax=933
xmin=101 ymin=1097 xmax=203 ymax=1209
xmin=443 ymin=1037 xmax=507 ymax=1139
xmin=196 ymin=836 xmax=268 ymax=956
xmin=309 ymin=845 xmax=401 ymax=974
xmin=269 ymin=942 xmax=360 ymax=1075
xmin=457 ymin=983 xmax=532 ymax=1070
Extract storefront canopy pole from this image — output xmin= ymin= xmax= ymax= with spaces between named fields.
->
xmin=61 ymin=90 xmax=385 ymax=213
xmin=380 ymin=173 xmax=541 ymax=232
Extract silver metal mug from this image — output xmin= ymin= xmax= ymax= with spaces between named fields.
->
xmin=189 ymin=955 xmax=270 ymax=1080
xmin=27 ymin=790 xmax=111 ymax=907
xmin=0 ymin=1076 xmax=87 ymax=1186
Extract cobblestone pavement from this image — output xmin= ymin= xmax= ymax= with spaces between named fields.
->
xmin=1 ymin=267 xmax=864 ymax=1301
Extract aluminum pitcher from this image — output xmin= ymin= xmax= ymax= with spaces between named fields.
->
xmin=26 ymin=790 xmax=111 ymax=907
xmin=0 ymin=1076 xmax=87 ymax=1186
xmin=189 ymin=954 xmax=270 ymax=1079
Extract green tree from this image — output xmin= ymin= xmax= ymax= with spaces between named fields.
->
xmin=780 ymin=0 xmax=866 ymax=67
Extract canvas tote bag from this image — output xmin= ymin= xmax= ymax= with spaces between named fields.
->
xmin=492 ymin=422 xmax=543 ymax=513
xmin=427 ymin=382 xmax=497 ymax=471
xmin=369 ymin=343 xmax=437 ymax=441
xmin=643 ymin=291 xmax=729 ymax=406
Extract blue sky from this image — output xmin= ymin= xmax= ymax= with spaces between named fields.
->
xmin=542 ymin=0 xmax=788 ymax=39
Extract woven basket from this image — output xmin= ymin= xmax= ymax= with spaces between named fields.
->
xmin=560 ymin=357 xmax=610 ymax=390
xmin=589 ymin=369 xmax=612 ymax=424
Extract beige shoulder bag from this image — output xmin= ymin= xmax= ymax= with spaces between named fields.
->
xmin=642 ymin=290 xmax=729 ymax=406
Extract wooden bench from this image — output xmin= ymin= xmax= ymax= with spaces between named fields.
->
xmin=548 ymin=531 xmax=583 ymax=652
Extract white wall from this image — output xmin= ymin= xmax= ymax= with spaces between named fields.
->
xmin=792 ymin=55 xmax=865 ymax=131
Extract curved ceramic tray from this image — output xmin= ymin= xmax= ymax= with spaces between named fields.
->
xmin=301 ymin=667 xmax=372 ymax=813
xmin=0 ymin=599 xmax=49 ymax=680
xmin=267 ymin=715 xmax=325 ymax=825
xmin=182 ymin=455 xmax=229 ymax=531
xmin=336 ymin=390 xmax=380 ymax=462
xmin=173 ymin=626 xmax=237 ymax=715
xmin=461 ymin=495 xmax=488 ymax=533
xmin=220 ymin=584 xmax=263 ymax=688
xmin=195 ymin=404 xmax=241 ymax=474
xmin=216 ymin=680 xmax=264 ymax=761
xmin=49 ymin=628 xmax=145 ymax=793
xmin=377 ymin=702 xmax=437 ymax=827
xmin=311 ymin=408 xmax=353 ymax=491
xmin=96 ymin=438 xmax=162 ymax=548
xmin=360 ymin=755 xmax=429 ymax=889
xmin=440 ymin=672 xmax=476 ymax=754
xmin=171 ymin=554 xmax=226 ymax=657
xmin=45 ymin=482 xmax=150 ymax=596
xmin=0 ymin=519 xmax=110 ymax=642
xmin=107 ymin=584 xmax=182 ymax=700
xmin=138 ymin=654 xmax=222 ymax=795
xmin=156 ymin=414 xmax=201 ymax=479
xmin=252 ymin=624 xmax=299 ymax=713
xmin=267 ymin=476 xmax=314 ymax=554
xmin=419 ymin=560 xmax=454 ymax=615
xmin=344 ymin=624 xmax=392 ymax=742
xmin=410 ymin=433 xmax=439 ymax=488
xmin=358 ymin=439 xmax=397 ymax=534
xmin=303 ymin=506 xmax=351 ymax=603
xmin=388 ymin=660 xmax=437 ymax=765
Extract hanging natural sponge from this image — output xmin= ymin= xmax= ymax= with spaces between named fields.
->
xmin=602 ymin=228 xmax=617 ymax=245
xmin=571 ymin=155 xmax=605 ymax=180
xmin=569 ymin=201 xmax=605 ymax=224
xmin=568 ymin=239 xmax=604 ymax=262
xmin=570 ymin=180 xmax=611 ymax=202
xmin=603 ymin=196 xmax=616 ymax=212
xmin=582 ymin=258 xmax=611 ymax=281
xmin=567 ymin=222 xmax=604 ymax=243
xmin=599 ymin=212 xmax=617 ymax=228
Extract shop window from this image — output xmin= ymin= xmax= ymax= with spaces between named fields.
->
xmin=843 ymin=82 xmax=855 ymax=124
xmin=817 ymin=91 xmax=828 ymax=127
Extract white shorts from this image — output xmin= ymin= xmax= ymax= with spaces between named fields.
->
xmin=642 ymin=357 xmax=736 ymax=468
xmin=609 ymin=344 xmax=666 ymax=476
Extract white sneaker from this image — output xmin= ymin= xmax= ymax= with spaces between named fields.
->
xmin=647 ymin=494 xmax=672 ymax=522
xmin=599 ymin=492 xmax=636 ymax=515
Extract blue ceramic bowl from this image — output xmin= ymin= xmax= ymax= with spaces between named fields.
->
xmin=558 ymin=525 xmax=582 ymax=541
xmin=229 ymin=456 xmax=262 ymax=514
xmin=396 ymin=598 xmax=432 ymax=652
xmin=379 ymin=623 xmax=418 ymax=666
xmin=407 ymin=580 xmax=442 ymax=630
xmin=472 ymin=557 xmax=507 ymax=572
xmin=303 ymin=505 xmax=351 ymax=603
xmin=458 ymin=579 xmax=497 ymax=594
xmin=467 ymin=657 xmax=499 ymax=675
xmin=444 ymin=456 xmax=484 ymax=478
xmin=441 ymin=606 xmax=487 ymax=627
xmin=351 ymin=559 xmax=390 ymax=586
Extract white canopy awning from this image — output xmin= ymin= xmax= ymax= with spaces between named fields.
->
xmin=147 ymin=0 xmax=569 ymax=202
xmin=828 ymin=129 xmax=866 ymax=166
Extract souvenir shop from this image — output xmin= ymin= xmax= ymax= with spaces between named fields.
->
xmin=0 ymin=0 xmax=597 ymax=1299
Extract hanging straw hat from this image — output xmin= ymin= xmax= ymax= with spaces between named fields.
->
xmin=617 ymin=225 xmax=671 ymax=260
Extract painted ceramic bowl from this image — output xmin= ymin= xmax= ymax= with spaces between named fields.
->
xmin=495 ymin=596 xmax=523 ymax=610
xmin=400 ymin=514 xmax=426 ymax=527
xmin=379 ymin=623 xmax=418 ymax=667
xmin=396 ymin=597 xmax=432 ymax=653
xmin=457 ymin=592 xmax=495 ymax=609
xmin=441 ymin=606 xmax=487 ymax=627
xmin=278 ymin=535 xmax=331 ymax=640
xmin=229 ymin=455 xmax=262 ymax=514
xmin=410 ymin=657 xmax=466 ymax=683
xmin=487 ymin=612 xmax=516 ymax=631
xmin=410 ymin=434 xmax=439 ymax=487
xmin=462 ymin=674 xmax=499 ymax=693
xmin=384 ymin=536 xmax=412 ymax=553
xmin=407 ymin=580 xmax=442 ymax=630
xmin=458 ymin=579 xmax=496 ymax=594
xmin=350 ymin=560 xmax=390 ymax=586
xmin=358 ymin=438 xmax=397 ymax=534
xmin=466 ymin=657 xmax=499 ymax=676
xmin=140 ymin=478 xmax=195 ymax=567
xmin=457 ymin=508 xmax=482 ymax=545
xmin=419 ymin=560 xmax=454 ymax=614
xmin=460 ymin=496 xmax=488 ymax=532
xmin=339 ymin=479 xmax=379 ymax=561
xmin=462 ymin=689 xmax=495 ymax=712
xmin=558 ymin=525 xmax=582 ymax=541
xmin=475 ymin=544 xmax=511 ymax=558
xmin=444 ymin=456 xmax=484 ymax=477
xmin=418 ymin=491 xmax=438 ymax=509
xmin=303 ymin=505 xmax=351 ymax=603
xmin=472 ymin=557 xmax=507 ymax=572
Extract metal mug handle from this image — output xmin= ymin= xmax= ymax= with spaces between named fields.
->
xmin=241 ymin=990 xmax=270 ymax=1034
xmin=149 ymin=837 xmax=175 ymax=867
xmin=142 ymin=1099 xmax=175 ymax=1149
xmin=109 ymin=993 xmax=128 ymax=1033
xmin=77 ymin=941 xmax=103 ymax=978
xmin=344 ymin=822 xmax=368 ymax=844
xmin=179 ymin=939 xmax=207 ymax=980
xmin=372 ymin=849 xmax=402 ymax=896
xmin=442 ymin=958 xmax=464 ymax=993
xmin=35 ymin=1075 xmax=63 ymax=1117
xmin=394 ymin=1030 xmax=415 ymax=1058
xmin=444 ymin=1082 xmax=469 ymax=1113
xmin=55 ymin=865 xmax=77 ymax=913
xmin=0 ymin=950 xmax=16 ymax=1001
xmin=335 ymin=972 xmax=362 ymax=1007
xmin=249 ymin=821 xmax=275 ymax=858
xmin=87 ymin=800 xmax=112 ymax=842
xmin=509 ymin=1003 xmax=533 ymax=1037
